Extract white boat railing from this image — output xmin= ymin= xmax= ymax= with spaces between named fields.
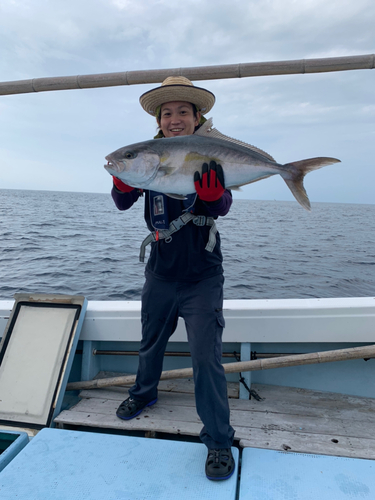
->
xmin=1 ymin=297 xmax=374 ymax=343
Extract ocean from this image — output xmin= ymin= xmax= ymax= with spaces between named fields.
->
xmin=1 ymin=189 xmax=374 ymax=301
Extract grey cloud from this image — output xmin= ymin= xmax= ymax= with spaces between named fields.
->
xmin=0 ymin=0 xmax=374 ymax=203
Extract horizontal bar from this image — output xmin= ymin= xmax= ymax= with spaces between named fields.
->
xmin=0 ymin=54 xmax=374 ymax=96
xmin=92 ymin=349 xmax=236 ymax=358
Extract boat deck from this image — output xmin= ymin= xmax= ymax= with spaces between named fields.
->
xmin=55 ymin=377 xmax=375 ymax=460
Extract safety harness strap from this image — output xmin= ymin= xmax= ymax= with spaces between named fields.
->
xmin=139 ymin=213 xmax=217 ymax=262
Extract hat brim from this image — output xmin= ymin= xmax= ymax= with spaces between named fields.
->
xmin=139 ymin=84 xmax=215 ymax=116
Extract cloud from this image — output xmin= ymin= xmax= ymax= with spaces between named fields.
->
xmin=0 ymin=0 xmax=374 ymax=203
xmin=2 ymin=0 xmax=374 ymax=77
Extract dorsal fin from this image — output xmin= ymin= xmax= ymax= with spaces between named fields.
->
xmin=195 ymin=118 xmax=276 ymax=162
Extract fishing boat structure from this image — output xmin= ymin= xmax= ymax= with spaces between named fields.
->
xmin=0 ymin=55 xmax=374 ymax=499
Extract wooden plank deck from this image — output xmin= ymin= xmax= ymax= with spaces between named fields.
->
xmin=55 ymin=379 xmax=375 ymax=460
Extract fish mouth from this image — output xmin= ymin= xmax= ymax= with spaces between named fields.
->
xmin=104 ymin=156 xmax=120 ymax=173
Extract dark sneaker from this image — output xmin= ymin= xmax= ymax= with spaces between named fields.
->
xmin=205 ymin=448 xmax=235 ymax=481
xmin=116 ymin=397 xmax=158 ymax=420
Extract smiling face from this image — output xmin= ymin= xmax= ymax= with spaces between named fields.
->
xmin=158 ymin=101 xmax=200 ymax=137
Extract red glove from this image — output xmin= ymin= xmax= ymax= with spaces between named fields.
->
xmin=112 ymin=176 xmax=135 ymax=193
xmin=194 ymin=161 xmax=225 ymax=202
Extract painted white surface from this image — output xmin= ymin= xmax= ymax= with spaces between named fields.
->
xmin=1 ymin=297 xmax=375 ymax=343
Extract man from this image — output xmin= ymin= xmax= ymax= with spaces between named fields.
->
xmin=111 ymin=76 xmax=235 ymax=480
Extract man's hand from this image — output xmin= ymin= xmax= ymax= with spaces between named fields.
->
xmin=194 ymin=161 xmax=225 ymax=202
xmin=112 ymin=176 xmax=135 ymax=193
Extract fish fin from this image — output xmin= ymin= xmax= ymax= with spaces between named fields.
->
xmin=194 ymin=118 xmax=214 ymax=136
xmin=166 ymin=193 xmax=188 ymax=200
xmin=229 ymin=174 xmax=274 ymax=190
xmin=159 ymin=165 xmax=176 ymax=176
xmin=282 ymin=157 xmax=341 ymax=211
xmin=195 ymin=118 xmax=276 ymax=162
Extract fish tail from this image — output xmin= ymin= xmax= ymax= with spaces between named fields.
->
xmin=282 ymin=157 xmax=340 ymax=211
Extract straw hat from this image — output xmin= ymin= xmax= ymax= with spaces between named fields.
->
xmin=139 ymin=76 xmax=215 ymax=116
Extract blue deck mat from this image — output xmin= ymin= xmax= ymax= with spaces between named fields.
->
xmin=0 ymin=428 xmax=239 ymax=500
xmin=239 ymin=448 xmax=374 ymax=499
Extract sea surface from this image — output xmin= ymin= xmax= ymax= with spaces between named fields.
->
xmin=0 ymin=189 xmax=374 ymax=301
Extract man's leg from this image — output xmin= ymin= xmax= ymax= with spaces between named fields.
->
xmin=179 ymin=275 xmax=235 ymax=448
xmin=117 ymin=276 xmax=178 ymax=419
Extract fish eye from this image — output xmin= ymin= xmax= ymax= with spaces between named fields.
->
xmin=124 ymin=151 xmax=137 ymax=159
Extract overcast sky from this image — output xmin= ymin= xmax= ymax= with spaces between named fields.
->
xmin=0 ymin=0 xmax=374 ymax=205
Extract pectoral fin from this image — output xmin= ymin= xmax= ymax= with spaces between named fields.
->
xmin=159 ymin=166 xmax=177 ymax=176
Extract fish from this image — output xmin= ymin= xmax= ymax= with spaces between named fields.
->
xmin=104 ymin=118 xmax=340 ymax=211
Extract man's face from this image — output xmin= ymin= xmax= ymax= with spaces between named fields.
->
xmin=159 ymin=101 xmax=200 ymax=138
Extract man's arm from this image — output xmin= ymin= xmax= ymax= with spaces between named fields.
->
xmin=111 ymin=177 xmax=143 ymax=211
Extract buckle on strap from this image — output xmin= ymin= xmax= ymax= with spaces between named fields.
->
xmin=192 ymin=215 xmax=206 ymax=226
xmin=170 ymin=215 xmax=189 ymax=232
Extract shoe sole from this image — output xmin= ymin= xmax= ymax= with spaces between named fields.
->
xmin=116 ymin=398 xmax=158 ymax=421
xmin=206 ymin=466 xmax=235 ymax=481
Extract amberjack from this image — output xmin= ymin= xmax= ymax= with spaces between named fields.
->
xmin=105 ymin=119 xmax=340 ymax=211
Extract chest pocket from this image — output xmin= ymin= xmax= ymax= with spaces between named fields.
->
xmin=149 ymin=191 xmax=197 ymax=230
